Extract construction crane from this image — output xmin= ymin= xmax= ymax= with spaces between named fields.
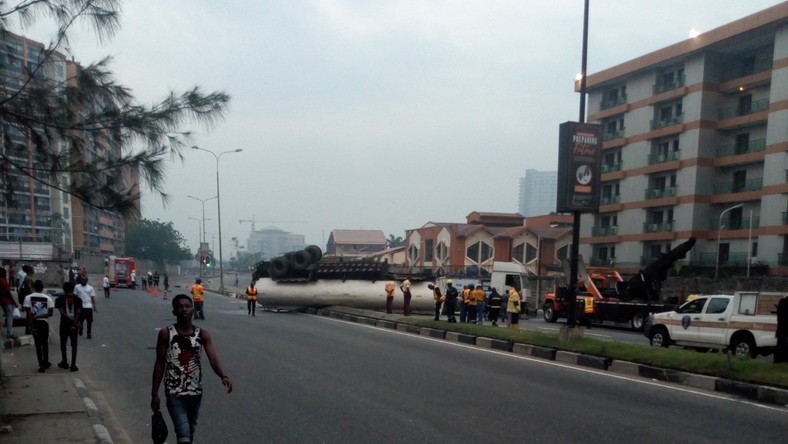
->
xmin=240 ymin=215 xmax=306 ymax=233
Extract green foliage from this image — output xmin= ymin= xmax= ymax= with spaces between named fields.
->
xmin=410 ymin=319 xmax=788 ymax=389
xmin=387 ymin=234 xmax=403 ymax=248
xmin=125 ymin=218 xmax=191 ymax=265
xmin=0 ymin=0 xmax=230 ymax=216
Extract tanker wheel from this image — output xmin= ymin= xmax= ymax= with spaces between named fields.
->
xmin=543 ymin=302 xmax=558 ymax=323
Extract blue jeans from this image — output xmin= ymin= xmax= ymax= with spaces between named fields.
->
xmin=166 ymin=394 xmax=202 ymax=443
xmin=3 ymin=304 xmax=15 ymax=337
xmin=476 ymin=301 xmax=485 ymax=324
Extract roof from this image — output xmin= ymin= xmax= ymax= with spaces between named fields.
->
xmin=330 ymin=229 xmax=386 ymax=244
xmin=528 ymin=227 xmax=573 ymax=240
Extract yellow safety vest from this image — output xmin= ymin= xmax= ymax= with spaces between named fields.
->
xmin=247 ymin=286 xmax=258 ymax=301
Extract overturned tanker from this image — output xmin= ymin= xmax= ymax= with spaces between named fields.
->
xmin=250 ymin=246 xmax=436 ymax=311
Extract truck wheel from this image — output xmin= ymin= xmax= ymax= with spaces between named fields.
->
xmin=730 ymin=334 xmax=757 ymax=359
xmin=543 ymin=303 xmax=558 ymax=323
xmin=305 ymin=245 xmax=323 ymax=263
xmin=269 ymin=257 xmax=289 ymax=278
xmin=649 ymin=327 xmax=671 ymax=348
xmin=630 ymin=312 xmax=645 ymax=331
xmin=290 ymin=250 xmax=311 ymax=270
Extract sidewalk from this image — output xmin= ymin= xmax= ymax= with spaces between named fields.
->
xmin=0 ymin=336 xmax=112 ymax=444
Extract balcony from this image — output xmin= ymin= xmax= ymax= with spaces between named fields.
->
xmin=718 ymin=99 xmax=769 ymax=120
xmin=716 ymin=138 xmax=767 ymax=157
xmin=643 ymin=221 xmax=674 ymax=233
xmin=720 ymin=59 xmax=772 ymax=82
xmin=603 ymin=129 xmax=625 ymax=141
xmin=653 ymin=75 xmax=686 ymax=94
xmin=647 ymin=150 xmax=681 ymax=165
xmin=644 ymin=186 xmax=677 ymax=200
xmin=601 ymin=162 xmax=622 ymax=173
xmin=697 ymin=252 xmax=750 ymax=267
xmin=709 ymin=216 xmax=760 ymax=230
xmin=599 ymin=195 xmax=621 ymax=205
xmin=650 ymin=114 xmax=683 ymax=130
xmin=592 ymin=225 xmax=618 ymax=236
xmin=712 ymin=178 xmax=763 ymax=194
xmin=600 ymin=94 xmax=627 ymax=110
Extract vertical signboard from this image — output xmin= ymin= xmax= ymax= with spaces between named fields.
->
xmin=556 ymin=122 xmax=603 ymax=213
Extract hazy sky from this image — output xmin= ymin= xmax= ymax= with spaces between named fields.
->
xmin=17 ymin=1 xmax=783 ymax=254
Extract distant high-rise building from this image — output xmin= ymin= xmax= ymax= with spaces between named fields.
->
xmin=247 ymin=227 xmax=305 ymax=260
xmin=518 ymin=169 xmax=557 ymax=217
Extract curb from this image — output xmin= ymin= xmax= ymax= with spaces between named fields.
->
xmin=72 ymin=376 xmax=114 ymax=444
xmin=316 ymin=307 xmax=788 ymax=407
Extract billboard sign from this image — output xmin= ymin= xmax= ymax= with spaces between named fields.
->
xmin=556 ymin=122 xmax=603 ymax=212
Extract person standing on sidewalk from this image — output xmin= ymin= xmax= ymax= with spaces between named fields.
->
xmin=487 ymin=288 xmax=502 ymax=326
xmin=400 ymin=277 xmax=412 ymax=316
xmin=163 ymin=273 xmax=169 ymax=300
xmin=444 ymin=280 xmax=459 ymax=323
xmin=102 ymin=274 xmax=111 ymax=299
xmin=0 ymin=267 xmax=18 ymax=340
xmin=56 ymin=282 xmax=82 ymax=371
xmin=506 ymin=286 xmax=522 ymax=329
xmin=151 ymin=294 xmax=233 ymax=444
xmin=473 ymin=285 xmax=486 ymax=325
xmin=23 ymin=280 xmax=54 ymax=372
xmin=191 ymin=279 xmax=205 ymax=320
xmin=75 ymin=275 xmax=97 ymax=339
xmin=384 ymin=280 xmax=395 ymax=314
xmin=246 ymin=282 xmax=258 ymax=316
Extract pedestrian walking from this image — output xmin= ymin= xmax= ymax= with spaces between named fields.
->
xmin=102 ymin=274 xmax=111 ymax=299
xmin=163 ymin=273 xmax=169 ymax=299
xmin=191 ymin=279 xmax=205 ymax=320
xmin=75 ymin=275 xmax=97 ymax=339
xmin=151 ymin=294 xmax=232 ymax=444
xmin=23 ymin=280 xmax=54 ymax=372
xmin=400 ymin=277 xmax=412 ymax=316
xmin=56 ymin=282 xmax=82 ymax=372
xmin=0 ymin=267 xmax=18 ymax=340
xmin=234 ymin=273 xmax=239 ymax=287
xmin=246 ymin=282 xmax=258 ymax=316
xmin=384 ymin=280 xmax=395 ymax=314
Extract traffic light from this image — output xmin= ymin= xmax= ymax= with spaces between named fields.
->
xmin=206 ymin=256 xmax=212 ymax=268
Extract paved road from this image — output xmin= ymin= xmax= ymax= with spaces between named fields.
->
xmin=76 ymin=282 xmax=786 ymax=443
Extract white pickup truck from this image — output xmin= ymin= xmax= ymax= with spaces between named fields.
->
xmin=644 ymin=292 xmax=784 ymax=358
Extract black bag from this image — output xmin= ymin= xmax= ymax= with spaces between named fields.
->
xmin=151 ymin=410 xmax=168 ymax=444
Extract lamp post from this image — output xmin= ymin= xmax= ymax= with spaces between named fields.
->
xmin=187 ymin=195 xmax=217 ymax=246
xmin=188 ymin=217 xmax=202 ymax=278
xmin=715 ymin=203 xmax=744 ymax=280
xmin=192 ymin=146 xmax=243 ymax=291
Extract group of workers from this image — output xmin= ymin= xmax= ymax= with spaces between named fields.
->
xmin=431 ymin=280 xmax=525 ymax=328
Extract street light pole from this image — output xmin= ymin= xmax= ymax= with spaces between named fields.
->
xmin=192 ymin=146 xmax=243 ymax=292
xmin=188 ymin=217 xmax=202 ymax=278
xmin=715 ymin=203 xmax=744 ymax=280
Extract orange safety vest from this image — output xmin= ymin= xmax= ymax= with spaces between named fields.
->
xmin=247 ymin=286 xmax=258 ymax=301
xmin=385 ymin=281 xmax=395 ymax=297
xmin=584 ymin=296 xmax=594 ymax=314
xmin=191 ymin=284 xmax=204 ymax=302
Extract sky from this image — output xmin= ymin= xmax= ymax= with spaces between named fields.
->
xmin=14 ymin=0 xmax=784 ymax=255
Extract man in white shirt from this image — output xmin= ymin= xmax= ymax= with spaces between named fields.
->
xmin=102 ymin=274 xmax=111 ymax=299
xmin=75 ymin=275 xmax=97 ymax=339
xmin=23 ymin=280 xmax=55 ymax=372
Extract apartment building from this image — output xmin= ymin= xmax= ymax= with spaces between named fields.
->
xmin=518 ymin=169 xmax=558 ymax=217
xmin=581 ymin=3 xmax=788 ymax=275
xmin=0 ymin=31 xmax=135 ymax=263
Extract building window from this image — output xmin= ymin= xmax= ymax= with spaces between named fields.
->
xmin=525 ymin=244 xmax=537 ymax=263
xmin=466 ymin=241 xmax=493 ymax=264
xmin=436 ymin=241 xmax=448 ymax=262
xmin=424 ymin=239 xmax=434 ymax=262
xmin=557 ymin=245 xmax=568 ymax=261
xmin=513 ymin=243 xmax=524 ymax=262
xmin=408 ymin=244 xmax=419 ymax=263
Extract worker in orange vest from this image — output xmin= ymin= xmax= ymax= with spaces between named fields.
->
xmin=246 ymin=282 xmax=258 ymax=316
xmin=384 ymin=280 xmax=395 ymax=314
xmin=191 ymin=279 xmax=205 ymax=320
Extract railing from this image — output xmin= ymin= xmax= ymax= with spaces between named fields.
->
xmin=599 ymin=195 xmax=620 ymax=205
xmin=650 ymin=114 xmax=683 ymax=130
xmin=592 ymin=226 xmax=618 ymax=236
xmin=697 ymin=252 xmax=749 ymax=266
xmin=647 ymin=150 xmax=681 ymax=165
xmin=718 ymin=98 xmax=769 ymax=120
xmin=644 ymin=186 xmax=677 ymax=200
xmin=601 ymin=162 xmax=622 ymax=173
xmin=720 ymin=58 xmax=772 ymax=82
xmin=712 ymin=178 xmax=763 ymax=194
xmin=709 ymin=216 xmax=760 ymax=230
xmin=603 ymin=129 xmax=625 ymax=141
xmin=716 ymin=138 xmax=766 ymax=157
xmin=643 ymin=221 xmax=674 ymax=233
xmin=653 ymin=75 xmax=686 ymax=94
xmin=600 ymin=94 xmax=627 ymax=110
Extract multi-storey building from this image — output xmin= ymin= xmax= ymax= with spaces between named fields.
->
xmin=246 ymin=227 xmax=306 ymax=260
xmin=581 ymin=3 xmax=788 ymax=275
xmin=518 ymin=169 xmax=558 ymax=217
xmin=0 ymin=31 xmax=135 ymax=264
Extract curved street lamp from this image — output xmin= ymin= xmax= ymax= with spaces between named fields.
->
xmin=192 ymin=146 xmax=243 ymax=291
xmin=715 ymin=203 xmax=744 ymax=280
